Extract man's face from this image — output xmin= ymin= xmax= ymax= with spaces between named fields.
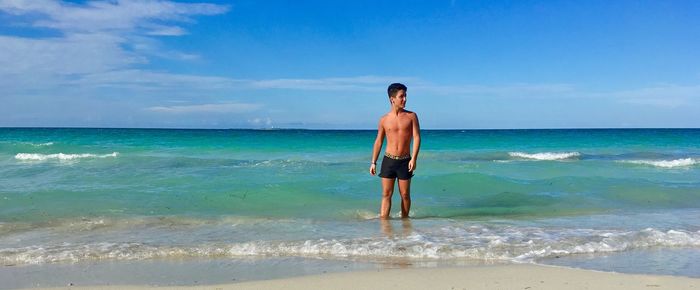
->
xmin=391 ymin=90 xmax=407 ymax=109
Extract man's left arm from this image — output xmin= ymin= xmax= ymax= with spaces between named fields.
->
xmin=409 ymin=113 xmax=421 ymax=172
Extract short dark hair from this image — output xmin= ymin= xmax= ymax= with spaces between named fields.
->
xmin=387 ymin=83 xmax=407 ymax=98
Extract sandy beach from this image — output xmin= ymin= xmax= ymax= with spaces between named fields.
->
xmin=17 ymin=264 xmax=699 ymax=290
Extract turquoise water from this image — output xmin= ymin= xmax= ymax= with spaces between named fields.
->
xmin=1 ymin=128 xmax=699 ymax=276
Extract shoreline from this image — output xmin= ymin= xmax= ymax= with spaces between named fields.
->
xmin=14 ymin=263 xmax=700 ymax=290
xmin=3 ymin=247 xmax=700 ymax=289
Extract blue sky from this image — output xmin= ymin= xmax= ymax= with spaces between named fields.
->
xmin=1 ymin=0 xmax=699 ymax=129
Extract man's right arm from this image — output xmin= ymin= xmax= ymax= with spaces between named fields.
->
xmin=369 ymin=118 xmax=385 ymax=175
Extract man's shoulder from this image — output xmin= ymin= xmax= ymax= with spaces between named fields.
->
xmin=402 ymin=110 xmax=418 ymax=118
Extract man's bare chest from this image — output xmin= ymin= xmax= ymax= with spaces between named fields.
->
xmin=383 ymin=117 xmax=412 ymax=133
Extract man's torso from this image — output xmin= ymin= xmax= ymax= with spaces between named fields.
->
xmin=381 ymin=110 xmax=414 ymax=156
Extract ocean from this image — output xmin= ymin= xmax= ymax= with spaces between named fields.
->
xmin=1 ymin=128 xmax=699 ymax=282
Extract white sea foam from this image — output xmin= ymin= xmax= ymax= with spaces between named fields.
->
xmin=14 ymin=152 xmax=119 ymax=161
xmin=352 ymin=210 xmax=380 ymax=220
xmin=508 ymin=152 xmax=581 ymax=161
xmin=2 ymin=227 xmax=699 ymax=265
xmin=13 ymin=141 xmax=54 ymax=147
xmin=620 ymin=158 xmax=698 ymax=168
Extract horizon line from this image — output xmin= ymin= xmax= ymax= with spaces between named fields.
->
xmin=1 ymin=126 xmax=699 ymax=131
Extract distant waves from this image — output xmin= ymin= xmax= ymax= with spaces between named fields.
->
xmin=15 ymin=152 xmax=119 ymax=161
xmin=10 ymin=150 xmax=699 ymax=168
xmin=508 ymin=151 xmax=581 ymax=160
xmin=506 ymin=151 xmax=699 ymax=168
xmin=505 ymin=151 xmax=698 ymax=168
xmin=619 ymin=158 xmax=699 ymax=168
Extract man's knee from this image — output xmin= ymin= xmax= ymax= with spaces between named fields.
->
xmin=382 ymin=189 xmax=394 ymax=198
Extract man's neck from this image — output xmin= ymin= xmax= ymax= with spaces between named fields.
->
xmin=390 ymin=106 xmax=404 ymax=115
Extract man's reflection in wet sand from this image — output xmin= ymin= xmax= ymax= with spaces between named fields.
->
xmin=379 ymin=218 xmax=414 ymax=268
xmin=380 ymin=218 xmax=413 ymax=237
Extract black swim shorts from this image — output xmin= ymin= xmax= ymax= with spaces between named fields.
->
xmin=378 ymin=154 xmax=413 ymax=180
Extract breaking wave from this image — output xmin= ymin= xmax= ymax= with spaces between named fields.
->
xmin=2 ymin=226 xmax=698 ymax=265
xmin=620 ymin=158 xmax=698 ymax=168
xmin=508 ymin=152 xmax=581 ymax=161
xmin=14 ymin=152 xmax=119 ymax=161
xmin=24 ymin=142 xmax=54 ymax=147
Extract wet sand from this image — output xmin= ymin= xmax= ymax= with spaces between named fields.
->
xmin=17 ymin=264 xmax=699 ymax=290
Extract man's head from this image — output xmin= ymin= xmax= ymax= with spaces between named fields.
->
xmin=387 ymin=83 xmax=407 ymax=108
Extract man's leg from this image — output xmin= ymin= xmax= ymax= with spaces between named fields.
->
xmin=397 ymin=178 xmax=411 ymax=218
xmin=380 ymin=177 xmax=395 ymax=219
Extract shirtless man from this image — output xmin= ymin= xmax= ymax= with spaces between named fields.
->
xmin=369 ymin=83 xmax=421 ymax=219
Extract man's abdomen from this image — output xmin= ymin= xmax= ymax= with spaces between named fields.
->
xmin=384 ymin=133 xmax=412 ymax=156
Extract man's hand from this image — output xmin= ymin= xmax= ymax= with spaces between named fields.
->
xmin=369 ymin=164 xmax=376 ymax=175
xmin=408 ymin=159 xmax=417 ymax=172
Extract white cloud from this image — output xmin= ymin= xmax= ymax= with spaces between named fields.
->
xmin=244 ymin=77 xmax=578 ymax=99
xmin=74 ymin=69 xmax=244 ymax=89
xmin=413 ymin=82 xmax=699 ymax=109
xmin=248 ymin=117 xmax=273 ymax=127
xmin=605 ymin=84 xmax=700 ymax=108
xmin=412 ymin=83 xmax=577 ymax=97
xmin=144 ymin=24 xmax=186 ymax=36
xmin=0 ymin=0 xmax=230 ymax=95
xmin=0 ymin=1 xmax=228 ymax=78
xmin=251 ymin=76 xmax=418 ymax=91
xmin=0 ymin=33 xmax=141 ymax=76
xmin=0 ymin=0 xmax=229 ymax=34
xmin=146 ymin=102 xmax=263 ymax=114
xmin=619 ymin=98 xmax=685 ymax=108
